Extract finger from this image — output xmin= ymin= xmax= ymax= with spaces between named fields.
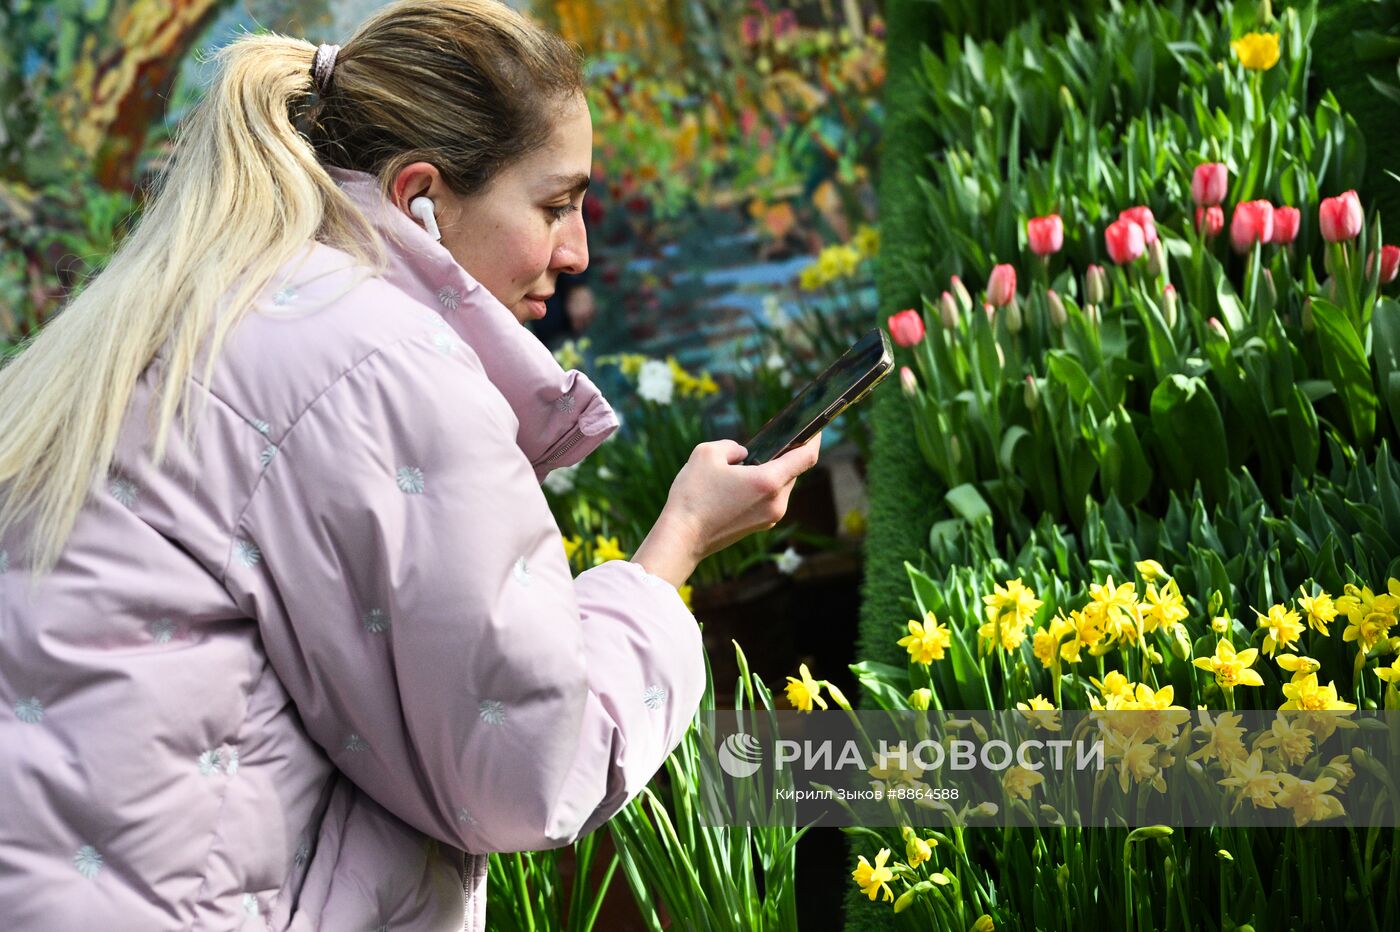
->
xmin=767 ymin=432 xmax=821 ymax=480
xmin=706 ymin=439 xmax=749 ymax=464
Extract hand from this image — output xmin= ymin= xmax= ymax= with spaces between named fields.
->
xmin=631 ymin=432 xmax=822 ymax=588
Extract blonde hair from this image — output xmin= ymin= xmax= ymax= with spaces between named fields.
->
xmin=0 ymin=0 xmax=584 ymax=578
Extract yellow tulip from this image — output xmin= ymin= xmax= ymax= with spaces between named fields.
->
xmin=1231 ymin=32 xmax=1280 ymax=71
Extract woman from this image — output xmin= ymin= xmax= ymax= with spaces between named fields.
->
xmin=0 ymin=2 xmax=820 ymax=928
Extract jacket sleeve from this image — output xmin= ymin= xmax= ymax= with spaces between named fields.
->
xmin=221 ymin=329 xmax=706 ymax=853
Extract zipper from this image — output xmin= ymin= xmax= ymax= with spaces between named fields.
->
xmin=535 ymin=424 xmax=587 ymax=468
xmin=461 ymin=852 xmax=477 ymax=932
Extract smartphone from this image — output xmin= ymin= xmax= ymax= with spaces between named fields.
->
xmin=741 ymin=328 xmax=894 ymax=466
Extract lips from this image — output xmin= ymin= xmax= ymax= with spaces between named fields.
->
xmin=525 ymin=292 xmax=554 ymax=301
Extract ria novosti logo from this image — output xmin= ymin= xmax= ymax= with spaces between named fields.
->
xmin=717 ymin=732 xmax=764 ymax=778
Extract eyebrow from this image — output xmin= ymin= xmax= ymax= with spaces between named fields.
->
xmin=544 ymin=172 xmax=591 ymax=196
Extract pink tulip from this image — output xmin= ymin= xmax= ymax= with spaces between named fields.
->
xmin=887 ymin=309 xmax=925 ymax=347
xmin=1119 ymin=206 xmax=1158 ymax=244
xmin=1105 ymin=218 xmax=1146 ymax=265
xmin=1319 ymin=190 xmax=1363 ymax=243
xmin=1026 ymin=215 xmax=1064 ymax=257
xmin=939 ymin=291 xmax=959 ymax=329
xmin=1192 ymin=162 xmax=1229 ymax=207
xmin=772 ymin=9 xmax=798 ymax=39
xmin=1367 ymin=244 xmax=1400 ymax=284
xmin=1230 ymin=200 xmax=1274 ymax=253
xmin=1196 ymin=205 xmax=1224 ymax=238
xmin=1272 ymin=206 xmax=1300 ymax=245
xmin=987 ymin=264 xmax=1017 ymax=307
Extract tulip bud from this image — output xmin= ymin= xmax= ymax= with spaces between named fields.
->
xmin=1272 ymin=206 xmax=1300 ymax=245
xmin=887 ymin=309 xmax=926 ymax=347
xmin=1027 ymin=214 xmax=1064 ymax=257
xmin=939 ymin=290 xmax=959 ymax=329
xmin=1207 ymin=316 xmax=1229 ymax=344
xmin=1059 ymin=84 xmax=1075 ymax=113
xmin=951 ymin=275 xmax=973 ymax=314
xmin=1191 ymin=162 xmax=1229 ymax=207
xmin=1146 ymin=238 xmax=1165 ymax=277
xmin=1024 ymin=374 xmax=1040 ymax=412
xmin=987 ymin=264 xmax=1017 ymax=308
xmin=1196 ymin=205 xmax=1225 ymax=238
xmin=1323 ymin=277 xmax=1338 ymax=303
xmin=1084 ymin=303 xmax=1100 ymax=327
xmin=1105 ymin=218 xmax=1147 ymax=265
xmin=1161 ymin=283 xmax=1178 ymax=327
xmin=909 ymin=688 xmax=932 ymax=710
xmin=1302 ymin=298 xmax=1316 ymax=333
xmin=1047 ymin=289 xmax=1067 ymax=327
xmin=900 ymin=365 xmax=918 ymax=397
xmin=1319 ymin=190 xmax=1363 ymax=243
xmin=1086 ymin=265 xmax=1107 ymax=304
xmin=983 ymin=302 xmax=996 ymax=324
xmin=979 ymin=106 xmax=994 ymax=130
xmin=995 ymin=342 xmax=1006 ymax=369
xmin=1004 ymin=297 xmax=1023 ymax=333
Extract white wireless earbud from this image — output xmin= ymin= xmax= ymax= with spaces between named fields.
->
xmin=409 ymin=196 xmax=441 ymax=241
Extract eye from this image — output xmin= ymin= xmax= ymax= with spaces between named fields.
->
xmin=547 ymin=201 xmax=580 ymax=222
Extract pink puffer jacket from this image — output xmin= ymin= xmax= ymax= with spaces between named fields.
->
xmin=0 ymin=166 xmax=706 ymax=930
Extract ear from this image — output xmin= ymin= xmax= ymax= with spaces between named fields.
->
xmin=391 ymin=162 xmax=441 ymax=212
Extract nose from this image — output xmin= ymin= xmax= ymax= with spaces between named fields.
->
xmin=552 ymin=214 xmax=589 ymax=275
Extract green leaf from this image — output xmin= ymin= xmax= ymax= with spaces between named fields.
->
xmin=1150 ymin=375 xmax=1229 ymax=503
xmin=1371 ymin=298 xmax=1400 ymax=440
xmin=945 ymin=483 xmax=993 ymax=524
xmin=1312 ymin=297 xmax=1377 ymax=447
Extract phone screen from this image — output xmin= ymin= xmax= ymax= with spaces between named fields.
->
xmin=742 ymin=329 xmax=891 ymax=465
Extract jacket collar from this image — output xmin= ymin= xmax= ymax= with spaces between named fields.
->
xmin=326 ymin=166 xmax=617 ymax=480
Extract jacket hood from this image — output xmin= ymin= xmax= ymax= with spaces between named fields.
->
xmin=326 ymin=165 xmax=618 ymax=480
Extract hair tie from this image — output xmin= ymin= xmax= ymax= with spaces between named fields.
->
xmin=312 ymin=43 xmax=340 ymax=95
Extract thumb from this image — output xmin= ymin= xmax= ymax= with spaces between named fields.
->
xmin=764 ymin=431 xmax=821 ymax=482
xmin=704 ymin=439 xmax=750 ymax=465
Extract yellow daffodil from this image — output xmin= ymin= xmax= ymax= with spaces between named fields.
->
xmin=1090 ymin=670 xmax=1134 ymax=702
xmin=1219 ymin=750 xmax=1281 ymax=811
xmin=852 ymin=848 xmax=895 ymax=902
xmin=1297 ymin=586 xmax=1338 ymax=634
xmin=1141 ymin=578 xmax=1189 ymax=633
xmin=1189 ymin=709 xmax=1248 ymax=768
xmin=868 ymin=742 xmax=926 ymax=785
xmin=1192 ymin=639 xmax=1265 ymax=689
xmin=899 ymin=611 xmax=952 ymax=664
xmin=908 ymin=688 xmax=933 ymax=710
xmin=1002 ymin=765 xmax=1044 ymax=800
xmin=678 ymin=584 xmax=693 ymax=611
xmin=972 ymin=917 xmax=996 ymax=932
xmin=785 ymin=663 xmax=828 ymax=712
xmin=1087 ymin=576 xmax=1141 ymax=643
xmin=1275 ymin=653 xmax=1321 ymax=680
xmin=1256 ymin=603 xmax=1305 ymax=656
xmin=1032 ymin=615 xmax=1077 ymax=669
xmin=1231 ymin=32 xmax=1281 ymax=71
xmin=1280 ymin=673 xmax=1356 ymax=712
xmin=561 ymin=533 xmax=583 ymax=564
xmin=592 ymin=535 xmax=627 ymax=564
xmin=980 ymin=578 xmax=1044 ymax=653
xmin=841 ymin=508 xmax=867 ymax=537
xmin=1254 ymin=716 xmax=1314 ymax=766
xmin=1337 ymin=582 xmax=1399 ymax=654
xmin=1274 ymin=774 xmax=1345 ymax=826
xmin=1015 ymin=695 xmax=1061 ymax=731
xmin=799 ymin=262 xmax=828 ymax=291
xmin=902 ymin=826 xmax=933 ymax=867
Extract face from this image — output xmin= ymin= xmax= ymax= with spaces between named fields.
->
xmin=390 ymin=94 xmax=592 ymax=324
